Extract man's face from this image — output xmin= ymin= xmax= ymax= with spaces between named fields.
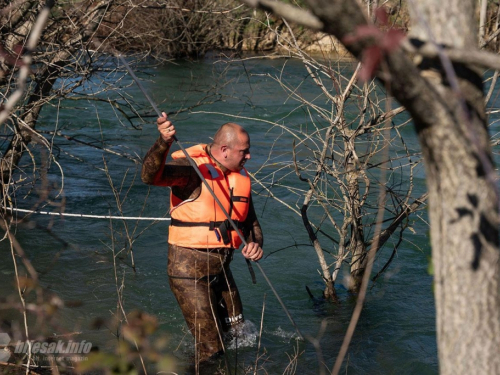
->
xmin=225 ymin=133 xmax=251 ymax=172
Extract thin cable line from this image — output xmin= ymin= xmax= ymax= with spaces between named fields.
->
xmin=5 ymin=207 xmax=171 ymax=221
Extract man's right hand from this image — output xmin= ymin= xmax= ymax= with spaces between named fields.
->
xmin=157 ymin=112 xmax=176 ymax=143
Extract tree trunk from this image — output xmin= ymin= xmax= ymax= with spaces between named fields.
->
xmin=408 ymin=1 xmax=500 ymax=373
xmin=300 ymin=191 xmax=337 ymax=300
xmin=478 ymin=0 xmax=488 ymax=44
xmin=346 ymin=149 xmax=366 ymax=291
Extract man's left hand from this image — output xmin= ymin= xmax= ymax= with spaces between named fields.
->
xmin=242 ymin=242 xmax=263 ymax=261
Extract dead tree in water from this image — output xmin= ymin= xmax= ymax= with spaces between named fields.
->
xmin=249 ymin=26 xmax=427 ymax=299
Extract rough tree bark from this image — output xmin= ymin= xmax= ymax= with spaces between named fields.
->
xmin=345 ymin=147 xmax=366 ymax=291
xmin=407 ymin=1 xmax=500 ymax=373
xmin=241 ymin=0 xmax=500 ymax=373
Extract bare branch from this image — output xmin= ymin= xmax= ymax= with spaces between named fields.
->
xmin=404 ymin=38 xmax=500 ymax=71
xmin=240 ymin=0 xmax=323 ymax=30
xmin=0 ymin=0 xmax=53 ymax=125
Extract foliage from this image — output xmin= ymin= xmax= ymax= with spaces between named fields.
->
xmin=77 ymin=311 xmax=175 ymax=374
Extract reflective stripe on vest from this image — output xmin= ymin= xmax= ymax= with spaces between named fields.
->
xmin=168 ymin=144 xmax=251 ymax=248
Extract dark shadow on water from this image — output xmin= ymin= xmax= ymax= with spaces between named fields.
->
xmin=305 ymin=284 xmax=345 ymax=317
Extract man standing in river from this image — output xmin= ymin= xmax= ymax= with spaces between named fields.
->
xmin=141 ymin=112 xmax=264 ymax=364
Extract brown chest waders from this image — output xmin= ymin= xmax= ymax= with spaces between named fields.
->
xmin=167 ymin=244 xmax=244 ymax=362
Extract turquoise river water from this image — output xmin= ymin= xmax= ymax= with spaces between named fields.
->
xmin=0 ymin=56 xmax=454 ymax=374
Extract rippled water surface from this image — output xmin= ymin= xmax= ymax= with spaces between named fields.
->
xmin=0 ymin=57 xmax=438 ymax=374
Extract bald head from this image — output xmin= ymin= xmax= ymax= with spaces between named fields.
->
xmin=212 ymin=123 xmax=249 ymax=148
xmin=211 ymin=122 xmax=251 ymax=172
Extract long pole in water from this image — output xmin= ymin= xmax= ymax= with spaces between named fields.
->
xmin=119 ymin=55 xmax=304 ymax=341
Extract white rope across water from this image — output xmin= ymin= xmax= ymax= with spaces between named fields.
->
xmin=5 ymin=207 xmax=171 ymax=221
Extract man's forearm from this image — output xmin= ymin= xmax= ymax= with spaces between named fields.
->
xmin=244 ymin=198 xmax=264 ymax=248
xmin=141 ymin=137 xmax=173 ymax=185
xmin=246 ymin=219 xmax=264 ymax=248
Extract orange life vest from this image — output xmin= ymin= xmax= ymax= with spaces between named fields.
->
xmin=168 ymin=144 xmax=251 ymax=249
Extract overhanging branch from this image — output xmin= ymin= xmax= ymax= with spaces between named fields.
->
xmin=404 ymin=39 xmax=500 ymax=71
xmin=239 ymin=0 xmax=323 ymax=30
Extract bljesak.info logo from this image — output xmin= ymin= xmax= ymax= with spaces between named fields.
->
xmin=0 ymin=333 xmax=92 ymax=363
xmin=14 ymin=340 xmax=92 ymax=355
